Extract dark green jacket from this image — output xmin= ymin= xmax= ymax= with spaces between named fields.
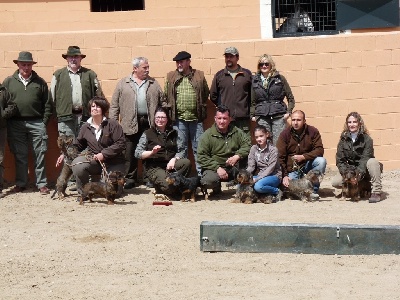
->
xmin=336 ymin=132 xmax=374 ymax=177
xmin=197 ymin=124 xmax=251 ymax=171
xmin=53 ymin=67 xmax=103 ymax=121
xmin=2 ymin=70 xmax=52 ymax=125
xmin=0 ymin=84 xmax=18 ymax=128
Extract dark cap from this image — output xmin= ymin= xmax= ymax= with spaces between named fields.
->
xmin=13 ymin=51 xmax=37 ymax=64
xmin=62 ymin=46 xmax=86 ymax=59
xmin=173 ymin=51 xmax=191 ymax=61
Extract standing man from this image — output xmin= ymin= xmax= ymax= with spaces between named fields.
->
xmin=0 ymin=84 xmax=18 ymax=198
xmin=276 ymin=110 xmax=327 ymax=200
xmin=197 ymin=105 xmax=251 ymax=196
xmin=110 ymin=57 xmax=165 ymax=189
xmin=51 ymin=46 xmax=103 ymax=137
xmin=210 ymin=47 xmax=252 ymax=134
xmin=164 ymin=51 xmax=209 ymax=175
xmin=3 ymin=51 xmax=53 ymax=194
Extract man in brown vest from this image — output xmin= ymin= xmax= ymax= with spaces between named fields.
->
xmin=164 ymin=51 xmax=210 ymax=176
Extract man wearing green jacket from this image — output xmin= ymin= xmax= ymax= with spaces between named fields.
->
xmin=0 ymin=84 xmax=18 ymax=198
xmin=50 ymin=46 xmax=103 ymax=137
xmin=197 ymin=105 xmax=251 ymax=196
xmin=3 ymin=51 xmax=53 ymax=194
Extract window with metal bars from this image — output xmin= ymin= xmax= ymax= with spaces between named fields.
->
xmin=91 ymin=0 xmax=145 ymax=12
xmin=273 ymin=0 xmax=337 ymax=37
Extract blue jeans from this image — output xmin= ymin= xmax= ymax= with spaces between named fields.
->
xmin=288 ymin=157 xmax=327 ymax=193
xmin=7 ymin=119 xmax=48 ymax=188
xmin=173 ymin=119 xmax=204 ymax=175
xmin=253 ymin=175 xmax=280 ymax=195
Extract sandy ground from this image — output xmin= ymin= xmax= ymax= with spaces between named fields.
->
xmin=1 ymin=168 xmax=400 ymax=300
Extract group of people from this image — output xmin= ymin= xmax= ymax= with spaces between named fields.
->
xmin=0 ymin=45 xmax=383 ymax=203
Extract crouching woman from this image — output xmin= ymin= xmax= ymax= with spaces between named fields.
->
xmin=135 ymin=107 xmax=191 ymax=195
xmin=331 ymin=112 xmax=383 ymax=203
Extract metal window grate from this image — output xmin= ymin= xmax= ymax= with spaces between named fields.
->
xmin=91 ymin=0 xmax=145 ymax=12
xmin=273 ymin=0 xmax=338 ymax=37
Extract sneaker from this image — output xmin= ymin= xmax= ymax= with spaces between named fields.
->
xmin=369 ymin=193 xmax=381 ymax=203
xmin=39 ymin=186 xmax=50 ymax=195
xmin=272 ymin=190 xmax=283 ymax=203
xmin=310 ymin=193 xmax=320 ymax=201
xmin=68 ymin=184 xmax=77 ymax=191
xmin=11 ymin=186 xmax=26 ymax=193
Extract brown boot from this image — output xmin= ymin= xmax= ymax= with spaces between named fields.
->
xmin=369 ymin=193 xmax=381 ymax=203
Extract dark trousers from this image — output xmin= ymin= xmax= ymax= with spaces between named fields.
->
xmin=124 ymin=115 xmax=149 ymax=184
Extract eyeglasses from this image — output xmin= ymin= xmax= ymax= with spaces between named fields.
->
xmin=258 ymin=62 xmax=270 ymax=67
xmin=155 ymin=116 xmax=167 ymax=120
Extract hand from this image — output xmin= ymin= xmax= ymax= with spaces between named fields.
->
xmin=292 ymin=155 xmax=305 ymax=163
xmin=282 ymin=176 xmax=290 ymax=187
xmin=216 ymin=167 xmax=228 ymax=180
xmin=283 ymin=113 xmax=290 ymax=120
xmin=167 ymin=158 xmax=176 ymax=170
xmin=152 ymin=145 xmax=162 ymax=155
xmin=56 ymin=154 xmax=64 ymax=167
xmin=93 ymin=153 xmax=104 ymax=161
xmin=226 ymin=155 xmax=240 ymax=167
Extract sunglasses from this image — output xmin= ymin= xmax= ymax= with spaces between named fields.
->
xmin=258 ymin=62 xmax=270 ymax=67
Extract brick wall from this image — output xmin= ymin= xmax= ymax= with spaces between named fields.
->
xmin=0 ymin=27 xmax=399 ymax=185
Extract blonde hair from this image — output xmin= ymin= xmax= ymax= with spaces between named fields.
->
xmin=343 ymin=112 xmax=369 ymax=135
xmin=256 ymin=54 xmax=277 ymax=76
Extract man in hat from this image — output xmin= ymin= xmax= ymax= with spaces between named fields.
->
xmin=2 ymin=51 xmax=53 ymax=194
xmin=50 ymin=46 xmax=103 ymax=137
xmin=110 ymin=57 xmax=165 ymax=189
xmin=210 ymin=46 xmax=252 ymax=135
xmin=164 ymin=51 xmax=209 ymax=175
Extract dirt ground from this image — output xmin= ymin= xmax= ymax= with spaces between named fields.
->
xmin=1 ymin=168 xmax=400 ymax=300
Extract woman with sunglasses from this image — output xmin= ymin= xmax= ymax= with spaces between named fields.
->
xmin=250 ymin=54 xmax=295 ymax=145
xmin=134 ymin=107 xmax=191 ymax=196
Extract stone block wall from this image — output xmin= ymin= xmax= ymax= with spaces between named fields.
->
xmin=0 ymin=27 xmax=399 ymax=185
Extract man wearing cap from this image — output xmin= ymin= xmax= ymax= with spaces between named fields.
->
xmin=110 ymin=57 xmax=165 ymax=189
xmin=210 ymin=46 xmax=252 ymax=135
xmin=50 ymin=46 xmax=103 ymax=137
xmin=164 ymin=51 xmax=209 ymax=175
xmin=2 ymin=51 xmax=53 ymax=194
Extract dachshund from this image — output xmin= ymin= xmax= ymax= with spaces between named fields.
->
xmin=232 ymin=169 xmax=258 ymax=204
xmin=51 ymin=135 xmax=81 ymax=200
xmin=165 ymin=172 xmax=202 ymax=202
xmin=341 ymin=166 xmax=372 ymax=201
xmin=79 ymin=171 xmax=125 ymax=205
xmin=283 ymin=169 xmax=324 ymax=202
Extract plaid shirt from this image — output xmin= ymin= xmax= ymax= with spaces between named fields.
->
xmin=176 ymin=77 xmax=197 ymax=121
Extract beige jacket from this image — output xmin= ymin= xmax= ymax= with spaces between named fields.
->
xmin=110 ymin=75 xmax=165 ymax=135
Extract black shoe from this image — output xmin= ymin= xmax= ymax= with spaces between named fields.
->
xmin=210 ymin=186 xmax=222 ymax=197
xmin=124 ymin=182 xmax=135 ymax=189
xmin=69 ymin=184 xmax=77 ymax=191
xmin=146 ymin=182 xmax=154 ymax=188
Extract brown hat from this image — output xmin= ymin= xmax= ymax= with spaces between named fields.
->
xmin=13 ymin=51 xmax=37 ymax=64
xmin=62 ymin=46 xmax=86 ymax=59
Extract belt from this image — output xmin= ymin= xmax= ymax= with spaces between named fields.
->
xmin=72 ymin=106 xmax=83 ymax=114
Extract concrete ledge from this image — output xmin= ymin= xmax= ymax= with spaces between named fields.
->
xmin=200 ymin=221 xmax=400 ymax=255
